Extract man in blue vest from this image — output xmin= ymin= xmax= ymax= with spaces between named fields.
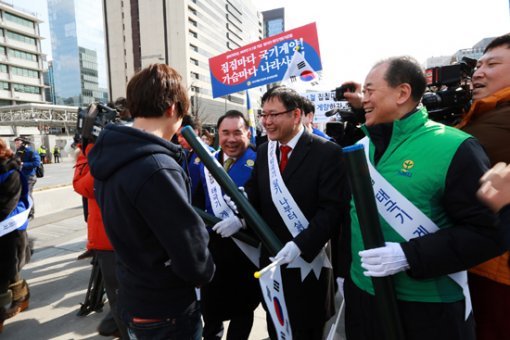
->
xmin=14 ymin=137 xmax=40 ymax=220
xmin=343 ymin=56 xmax=503 ymax=340
xmin=199 ymin=110 xmax=260 ymax=340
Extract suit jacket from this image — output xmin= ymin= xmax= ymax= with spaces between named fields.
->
xmin=245 ymin=130 xmax=350 ymax=328
xmin=199 ymin=148 xmax=261 ymax=320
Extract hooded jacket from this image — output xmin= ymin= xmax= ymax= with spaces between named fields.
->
xmin=88 ymin=124 xmax=215 ymax=318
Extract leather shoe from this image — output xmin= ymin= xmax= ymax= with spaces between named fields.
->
xmin=77 ymin=249 xmax=94 ymax=260
xmin=4 ymin=296 xmax=29 ymax=319
xmin=97 ymin=311 xmax=119 ymax=336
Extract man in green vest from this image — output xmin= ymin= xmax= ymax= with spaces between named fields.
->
xmin=341 ymin=56 xmax=503 ymax=340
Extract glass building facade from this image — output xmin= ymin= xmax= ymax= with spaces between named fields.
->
xmin=47 ymin=0 xmax=108 ymax=106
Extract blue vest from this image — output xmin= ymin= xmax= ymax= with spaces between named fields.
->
xmin=0 ymin=169 xmax=30 ymax=231
xmin=200 ymin=147 xmax=256 ymax=214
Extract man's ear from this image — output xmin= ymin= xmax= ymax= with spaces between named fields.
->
xmin=165 ymin=104 xmax=176 ymax=117
xmin=396 ymin=83 xmax=412 ymax=105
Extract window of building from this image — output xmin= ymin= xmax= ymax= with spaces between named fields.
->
xmin=8 ymin=48 xmax=37 ymax=62
xmin=189 ymin=18 xmax=197 ymax=27
xmin=0 ymin=81 xmax=9 ymax=90
xmin=6 ymin=30 xmax=36 ymax=46
xmin=4 ymin=12 xmax=34 ymax=28
xmin=190 ymin=44 xmax=198 ymax=52
xmin=0 ymin=64 xmax=7 ymax=73
xmin=11 ymin=66 xmax=39 ymax=78
xmin=189 ymin=30 xmax=198 ymax=38
xmin=190 ymin=71 xmax=199 ymax=80
xmin=190 ymin=58 xmax=199 ymax=66
xmin=13 ymin=83 xmax=40 ymax=94
xmin=188 ymin=6 xmax=197 ymax=15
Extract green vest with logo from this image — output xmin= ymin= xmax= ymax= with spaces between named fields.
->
xmin=350 ymin=107 xmax=471 ymax=302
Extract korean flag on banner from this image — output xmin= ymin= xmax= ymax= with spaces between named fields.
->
xmin=281 ymin=50 xmax=321 ymax=92
xmin=259 ymin=265 xmax=292 ymax=340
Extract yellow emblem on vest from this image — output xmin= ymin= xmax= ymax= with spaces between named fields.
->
xmin=246 ymin=159 xmax=255 ymax=167
xmin=194 ymin=157 xmax=201 ymax=164
xmin=402 ymin=160 xmax=414 ymax=170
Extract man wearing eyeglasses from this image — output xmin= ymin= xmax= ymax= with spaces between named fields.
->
xmin=215 ymin=85 xmax=350 ymax=339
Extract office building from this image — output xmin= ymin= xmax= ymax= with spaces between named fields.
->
xmin=103 ymin=0 xmax=263 ymax=124
xmin=262 ymin=7 xmax=284 ymax=38
xmin=47 ymin=0 xmax=108 ymax=106
xmin=0 ymin=1 xmax=46 ymax=106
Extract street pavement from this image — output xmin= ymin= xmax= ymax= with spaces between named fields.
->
xmin=1 ymin=158 xmax=344 ymax=339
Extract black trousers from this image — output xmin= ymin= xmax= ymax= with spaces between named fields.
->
xmin=344 ymin=277 xmax=475 ymax=340
xmin=203 ymin=311 xmax=254 ymax=340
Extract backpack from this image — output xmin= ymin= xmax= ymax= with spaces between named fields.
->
xmin=36 ymin=163 xmax=44 ymax=178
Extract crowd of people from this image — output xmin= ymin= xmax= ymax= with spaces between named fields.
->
xmin=0 ymin=33 xmax=509 ymax=340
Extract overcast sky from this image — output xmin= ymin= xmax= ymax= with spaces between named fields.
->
xmin=11 ymin=0 xmax=510 ymax=90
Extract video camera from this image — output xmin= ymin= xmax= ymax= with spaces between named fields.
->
xmin=422 ymin=57 xmax=476 ymax=126
xmin=325 ymin=83 xmax=365 ymax=146
xmin=75 ymin=102 xmax=118 ymax=147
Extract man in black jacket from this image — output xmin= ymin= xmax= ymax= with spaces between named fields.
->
xmin=88 ymin=64 xmax=215 ymax=339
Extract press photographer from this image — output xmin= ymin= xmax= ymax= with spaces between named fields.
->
xmin=325 ymin=83 xmax=366 ymax=146
xmin=422 ymin=57 xmax=476 ymax=126
xmin=73 ymin=101 xmax=129 ymax=338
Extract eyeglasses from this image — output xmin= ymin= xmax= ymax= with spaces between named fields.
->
xmin=258 ymin=108 xmax=295 ymax=120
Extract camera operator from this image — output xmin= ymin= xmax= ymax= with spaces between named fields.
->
xmin=73 ymin=109 xmax=128 ymax=338
xmin=325 ymin=83 xmax=366 ymax=146
xmin=456 ymin=33 xmax=510 ymax=340
xmin=344 ymin=56 xmax=503 ymax=340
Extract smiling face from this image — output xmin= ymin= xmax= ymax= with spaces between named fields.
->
xmin=472 ymin=45 xmax=510 ymax=101
xmin=218 ymin=116 xmax=251 ymax=158
xmin=261 ymin=97 xmax=302 ymax=144
xmin=362 ymin=63 xmax=403 ymax=126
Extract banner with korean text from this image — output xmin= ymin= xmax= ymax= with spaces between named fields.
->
xmin=209 ymin=22 xmax=322 ymax=98
xmin=303 ymin=91 xmax=353 ymax=123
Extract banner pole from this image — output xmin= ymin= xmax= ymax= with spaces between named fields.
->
xmin=182 ymin=126 xmax=283 ymax=256
xmin=343 ymin=144 xmax=405 ymax=340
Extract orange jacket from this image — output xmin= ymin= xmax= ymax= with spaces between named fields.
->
xmin=73 ymin=144 xmax=113 ymax=251
xmin=462 ymin=87 xmax=510 ymax=286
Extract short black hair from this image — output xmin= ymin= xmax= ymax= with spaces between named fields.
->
xmin=261 ymin=86 xmax=304 ymax=112
xmin=217 ymin=110 xmax=249 ymax=130
xmin=374 ymin=56 xmax=426 ymax=102
xmin=181 ymin=115 xmax=201 ymax=130
xmin=302 ymin=97 xmax=315 ymax=115
xmin=484 ymin=33 xmax=510 ymax=53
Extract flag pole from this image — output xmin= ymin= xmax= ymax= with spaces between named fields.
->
xmin=182 ymin=126 xmax=283 ymax=256
xmin=343 ymin=144 xmax=405 ymax=340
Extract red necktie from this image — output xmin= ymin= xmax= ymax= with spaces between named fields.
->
xmin=279 ymin=145 xmax=292 ymax=173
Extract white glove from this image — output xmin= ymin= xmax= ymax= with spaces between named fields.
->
xmin=212 ymin=216 xmax=245 ymax=238
xmin=336 ymin=277 xmax=345 ymax=298
xmin=223 ymin=194 xmax=239 ymax=215
xmin=238 ymin=186 xmax=248 ymax=199
xmin=272 ymin=241 xmax=301 ymax=264
xmin=359 ymin=242 xmax=409 ymax=277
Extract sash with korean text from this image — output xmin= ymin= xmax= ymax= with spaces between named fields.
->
xmin=0 ymin=196 xmax=32 ymax=237
xmin=359 ymin=137 xmax=471 ymax=319
xmin=267 ymin=141 xmax=332 ymax=280
xmin=204 ymin=164 xmax=260 ymax=267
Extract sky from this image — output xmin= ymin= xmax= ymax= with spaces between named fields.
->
xmin=9 ymin=0 xmax=510 ymax=90
xmin=254 ymin=0 xmax=510 ymax=89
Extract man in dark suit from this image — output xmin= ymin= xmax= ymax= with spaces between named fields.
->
xmin=216 ymin=86 xmax=350 ymax=339
xmin=200 ymin=110 xmax=260 ymax=340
